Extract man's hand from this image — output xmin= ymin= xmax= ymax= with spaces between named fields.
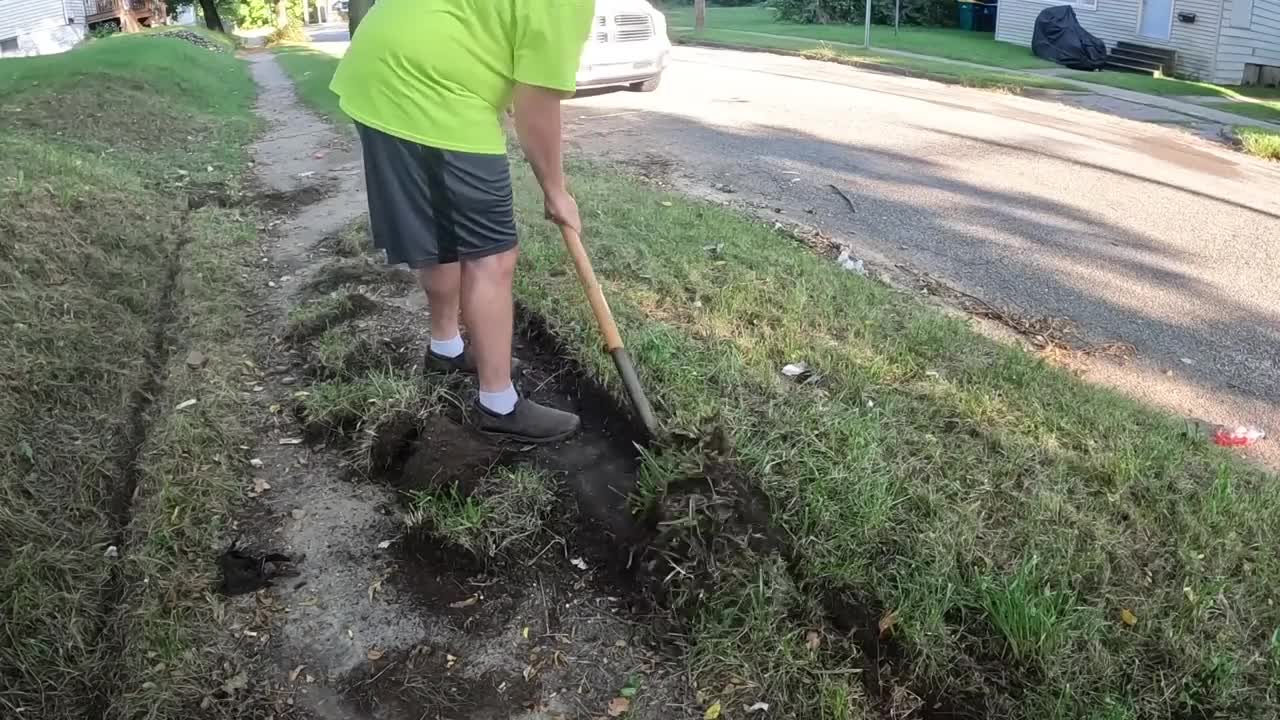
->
xmin=544 ymin=187 xmax=581 ymax=233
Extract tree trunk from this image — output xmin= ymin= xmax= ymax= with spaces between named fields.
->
xmin=694 ymin=0 xmax=705 ymax=32
xmin=275 ymin=0 xmax=289 ymax=27
xmin=198 ymin=0 xmax=224 ymax=32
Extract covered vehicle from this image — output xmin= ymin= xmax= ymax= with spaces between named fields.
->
xmin=1031 ymin=6 xmax=1107 ymax=70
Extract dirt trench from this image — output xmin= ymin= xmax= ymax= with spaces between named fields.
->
xmin=234 ymin=53 xmax=693 ymax=720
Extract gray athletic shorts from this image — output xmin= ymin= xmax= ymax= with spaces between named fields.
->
xmin=356 ymin=122 xmax=517 ymax=268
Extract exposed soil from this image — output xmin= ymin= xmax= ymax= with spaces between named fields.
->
xmin=235 ymin=53 xmax=691 ymax=720
xmin=236 ymin=50 xmax=1000 ymax=720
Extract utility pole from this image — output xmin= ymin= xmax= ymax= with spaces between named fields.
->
xmin=695 ymin=0 xmax=705 ymax=32
xmin=864 ymin=0 xmax=872 ymax=47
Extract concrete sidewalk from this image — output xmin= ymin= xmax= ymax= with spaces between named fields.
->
xmin=671 ymin=27 xmax=1280 ymax=132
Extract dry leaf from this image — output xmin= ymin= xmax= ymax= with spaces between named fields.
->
xmin=449 ymin=595 xmax=479 ymax=609
xmin=278 ymin=438 xmax=303 ymax=445
xmin=607 ymin=697 xmax=631 ymax=716
xmin=175 ymin=399 xmax=198 ymax=411
xmin=288 ymin=665 xmax=305 ymax=682
xmin=746 ymin=702 xmax=770 ymax=713
xmin=521 ymin=626 xmax=530 ymax=640
xmin=367 ymin=578 xmax=383 ymax=602
xmin=704 ymin=701 xmax=722 ymax=719
xmin=446 ymin=653 xmax=458 ymax=669
xmin=805 ymin=630 xmax=821 ymax=651
xmin=251 ymin=478 xmax=271 ymax=496
xmin=366 ymin=648 xmax=384 ymax=661
xmin=248 ymin=458 xmax=264 ymax=468
xmin=1120 ymin=608 xmax=1138 ymax=626
xmin=878 ymin=609 xmax=900 ymax=636
xmin=570 ymin=557 xmax=589 ymax=571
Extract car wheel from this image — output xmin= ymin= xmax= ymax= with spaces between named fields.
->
xmin=629 ymin=73 xmax=662 ymax=93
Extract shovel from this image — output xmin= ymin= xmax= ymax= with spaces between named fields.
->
xmin=558 ymin=225 xmax=659 ymax=437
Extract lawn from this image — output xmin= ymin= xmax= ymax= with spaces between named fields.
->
xmin=680 ymin=29 xmax=1083 ymax=92
xmin=1 ymin=31 xmax=267 ymax=719
xmin=1215 ymin=100 xmax=1280 ymax=125
xmin=279 ymin=47 xmax=1280 ymax=720
xmin=1068 ymin=69 xmax=1280 ymax=103
xmin=665 ymin=4 xmax=1056 ymax=69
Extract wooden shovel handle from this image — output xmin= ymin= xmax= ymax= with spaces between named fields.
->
xmin=559 ymin=226 xmax=624 ymax=352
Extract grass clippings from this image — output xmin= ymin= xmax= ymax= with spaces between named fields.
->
xmin=406 ymin=465 xmax=556 ymax=559
xmin=286 ymin=291 xmax=379 ymax=339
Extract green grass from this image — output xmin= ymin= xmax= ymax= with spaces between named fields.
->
xmin=406 ymin=466 xmax=556 ymax=558
xmin=272 ymin=44 xmax=349 ymax=123
xmin=681 ymin=31 xmax=1082 ymax=91
xmin=1235 ymin=126 xmax=1280 ymax=160
xmin=301 ymin=371 xmax=430 ymax=432
xmin=509 ymin=158 xmax=1280 ymax=718
xmin=1214 ymin=100 xmax=1280 ymax=125
xmin=665 ymin=4 xmax=1055 ymax=69
xmin=278 ymin=48 xmax=1280 ymax=720
xmin=1 ymin=32 xmax=267 ymax=719
xmin=1067 ymin=69 xmax=1280 ymax=104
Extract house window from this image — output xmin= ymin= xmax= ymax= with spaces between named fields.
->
xmin=0 ymin=37 xmax=19 ymax=57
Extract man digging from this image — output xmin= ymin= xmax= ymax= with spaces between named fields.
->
xmin=331 ymin=0 xmax=594 ymax=443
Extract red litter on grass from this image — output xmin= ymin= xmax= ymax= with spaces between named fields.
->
xmin=1211 ymin=425 xmax=1266 ymax=447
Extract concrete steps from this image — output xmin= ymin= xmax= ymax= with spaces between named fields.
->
xmin=1105 ymin=42 xmax=1177 ymax=76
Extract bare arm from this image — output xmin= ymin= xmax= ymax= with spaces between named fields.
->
xmin=513 ymin=82 xmax=581 ymax=232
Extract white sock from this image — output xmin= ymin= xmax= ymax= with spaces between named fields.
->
xmin=478 ymin=384 xmax=518 ymax=416
xmin=429 ymin=334 xmax=464 ymax=359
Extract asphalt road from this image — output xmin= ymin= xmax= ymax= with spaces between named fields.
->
xmin=306 ymin=30 xmax=1280 ymax=467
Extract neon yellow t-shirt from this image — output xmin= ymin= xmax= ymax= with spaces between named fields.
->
xmin=330 ymin=0 xmax=595 ymax=155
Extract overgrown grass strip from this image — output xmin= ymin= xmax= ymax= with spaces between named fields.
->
xmin=511 ymin=158 xmax=1280 ymax=719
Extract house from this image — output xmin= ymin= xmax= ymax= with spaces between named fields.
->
xmin=995 ymin=0 xmax=1280 ymax=84
xmin=0 ymin=0 xmax=167 ymax=58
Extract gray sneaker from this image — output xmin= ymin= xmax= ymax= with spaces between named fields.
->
xmin=426 ymin=349 xmax=522 ymax=377
xmin=473 ymin=398 xmax=581 ymax=444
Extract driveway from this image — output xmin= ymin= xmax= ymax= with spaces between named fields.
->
xmin=305 ymin=32 xmax=1280 ymax=467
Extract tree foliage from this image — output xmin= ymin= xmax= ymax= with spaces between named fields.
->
xmin=235 ymin=0 xmax=303 ymax=29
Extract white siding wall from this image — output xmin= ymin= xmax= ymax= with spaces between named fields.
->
xmin=0 ymin=0 xmax=88 ymax=57
xmin=996 ymin=0 xmax=1224 ymax=79
xmin=1214 ymin=0 xmax=1280 ymax=83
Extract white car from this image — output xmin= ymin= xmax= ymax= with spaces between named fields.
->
xmin=576 ymin=0 xmax=671 ymax=92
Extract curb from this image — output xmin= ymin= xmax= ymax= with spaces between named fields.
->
xmin=671 ymin=37 xmax=1081 ymax=95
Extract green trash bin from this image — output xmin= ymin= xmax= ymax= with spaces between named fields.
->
xmin=956 ymin=0 xmax=978 ymax=31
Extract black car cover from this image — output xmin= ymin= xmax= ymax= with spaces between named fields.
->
xmin=1032 ymin=6 xmax=1108 ymax=70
